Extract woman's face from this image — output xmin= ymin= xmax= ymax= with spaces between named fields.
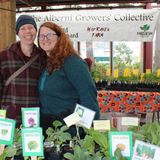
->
xmin=18 ymin=24 xmax=37 ymax=46
xmin=38 ymin=26 xmax=58 ymax=56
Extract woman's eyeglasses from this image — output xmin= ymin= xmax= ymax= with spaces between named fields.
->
xmin=38 ymin=33 xmax=57 ymax=41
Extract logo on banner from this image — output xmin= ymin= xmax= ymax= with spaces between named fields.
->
xmin=137 ymin=24 xmax=152 ymax=38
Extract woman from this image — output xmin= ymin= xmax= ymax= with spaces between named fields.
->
xmin=38 ymin=21 xmax=100 ymax=136
xmin=0 ymin=15 xmax=45 ymax=127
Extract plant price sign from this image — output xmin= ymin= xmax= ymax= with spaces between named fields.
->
xmin=0 ymin=118 xmax=15 ymax=145
xmin=22 ymin=127 xmax=44 ymax=157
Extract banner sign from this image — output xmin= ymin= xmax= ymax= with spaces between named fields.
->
xmin=17 ymin=9 xmax=160 ymax=41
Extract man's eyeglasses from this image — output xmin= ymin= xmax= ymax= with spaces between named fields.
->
xmin=38 ymin=33 xmax=57 ymax=41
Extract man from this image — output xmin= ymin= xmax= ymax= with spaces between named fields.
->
xmin=0 ymin=15 xmax=44 ymax=126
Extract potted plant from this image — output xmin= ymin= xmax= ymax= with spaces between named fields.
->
xmin=64 ymin=144 xmax=107 ymax=160
xmin=64 ymin=127 xmax=111 ymax=160
xmin=44 ymin=120 xmax=72 ymax=160
xmin=128 ymin=122 xmax=160 ymax=146
xmin=0 ymin=128 xmax=22 ymax=160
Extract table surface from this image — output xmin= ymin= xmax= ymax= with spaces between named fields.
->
xmin=98 ymin=90 xmax=160 ymax=113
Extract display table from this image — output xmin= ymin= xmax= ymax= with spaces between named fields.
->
xmin=98 ymin=90 xmax=160 ymax=113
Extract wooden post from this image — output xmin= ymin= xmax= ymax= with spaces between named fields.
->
xmin=31 ymin=156 xmax=37 ymax=160
xmin=0 ymin=144 xmax=5 ymax=155
xmin=0 ymin=0 xmax=16 ymax=51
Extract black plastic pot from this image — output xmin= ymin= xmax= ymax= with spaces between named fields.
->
xmin=13 ymin=155 xmax=24 ymax=160
xmin=5 ymin=156 xmax=24 ymax=160
xmin=60 ymin=145 xmax=73 ymax=160
xmin=44 ymin=147 xmax=61 ymax=160
xmin=96 ymin=80 xmax=160 ymax=92
xmin=44 ymin=144 xmax=74 ymax=160
xmin=45 ymin=152 xmax=60 ymax=160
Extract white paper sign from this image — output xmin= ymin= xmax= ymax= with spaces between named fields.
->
xmin=63 ymin=112 xmax=81 ymax=127
xmin=121 ymin=117 xmax=139 ymax=126
xmin=74 ymin=104 xmax=95 ymax=129
xmin=93 ymin=120 xmax=110 ymax=131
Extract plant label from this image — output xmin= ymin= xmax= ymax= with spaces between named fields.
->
xmin=63 ymin=112 xmax=81 ymax=127
xmin=132 ymin=140 xmax=160 ymax=160
xmin=21 ymin=108 xmax=40 ymax=128
xmin=93 ymin=120 xmax=110 ymax=131
xmin=74 ymin=104 xmax=95 ymax=129
xmin=0 ymin=118 xmax=15 ymax=145
xmin=121 ymin=117 xmax=139 ymax=126
xmin=0 ymin=110 xmax=6 ymax=119
xmin=109 ymin=131 xmax=133 ymax=160
xmin=22 ymin=127 xmax=44 ymax=157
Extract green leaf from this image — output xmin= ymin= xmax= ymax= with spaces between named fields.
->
xmin=46 ymin=127 xmax=53 ymax=136
xmin=114 ymin=148 xmax=122 ymax=160
xmin=3 ymin=146 xmax=17 ymax=157
xmin=92 ymin=131 xmax=108 ymax=148
xmin=60 ymin=125 xmax=69 ymax=132
xmin=82 ymin=135 xmax=95 ymax=153
xmin=52 ymin=120 xmax=63 ymax=128
xmin=64 ymin=152 xmax=74 ymax=160
xmin=0 ymin=154 xmax=6 ymax=160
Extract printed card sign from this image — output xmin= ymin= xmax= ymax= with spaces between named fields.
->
xmin=109 ymin=131 xmax=133 ymax=160
xmin=0 ymin=110 xmax=6 ymax=119
xmin=74 ymin=104 xmax=95 ymax=129
xmin=93 ymin=120 xmax=110 ymax=131
xmin=0 ymin=119 xmax=15 ymax=145
xmin=22 ymin=127 xmax=44 ymax=157
xmin=63 ymin=112 xmax=81 ymax=127
xmin=132 ymin=140 xmax=160 ymax=160
xmin=22 ymin=108 xmax=40 ymax=128
xmin=121 ymin=117 xmax=139 ymax=126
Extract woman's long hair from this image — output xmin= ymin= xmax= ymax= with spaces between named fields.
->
xmin=38 ymin=21 xmax=78 ymax=74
